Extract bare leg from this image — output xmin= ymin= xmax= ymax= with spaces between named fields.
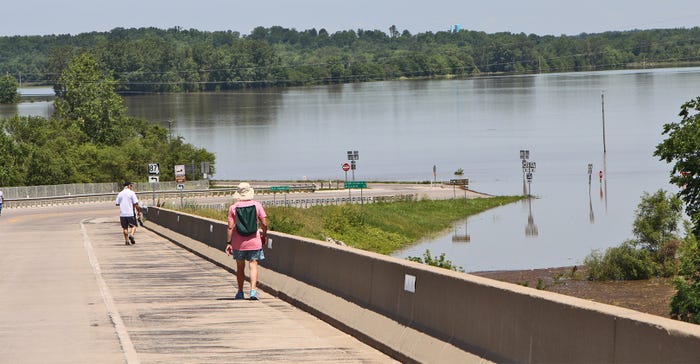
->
xmin=249 ymin=259 xmax=258 ymax=291
xmin=236 ymin=259 xmax=246 ymax=292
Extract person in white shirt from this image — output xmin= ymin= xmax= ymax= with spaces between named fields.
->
xmin=0 ymin=190 xmax=4 ymax=216
xmin=115 ymin=181 xmax=141 ymax=245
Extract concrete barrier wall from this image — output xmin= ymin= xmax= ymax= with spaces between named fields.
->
xmin=145 ymin=207 xmax=700 ymax=363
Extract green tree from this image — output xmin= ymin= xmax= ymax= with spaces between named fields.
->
xmin=655 ymin=96 xmax=700 ymax=237
xmin=670 ymin=225 xmax=700 ymax=323
xmin=0 ymin=74 xmax=19 ymax=104
xmin=657 ymin=96 xmax=700 ymax=323
xmin=0 ymin=124 xmax=26 ymax=185
xmin=0 ymin=52 xmax=216 ymax=186
xmin=53 ymin=53 xmax=128 ymax=145
xmin=631 ymin=189 xmax=682 ymax=252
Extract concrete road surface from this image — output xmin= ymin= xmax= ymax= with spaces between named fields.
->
xmin=0 ymin=203 xmax=396 ymax=363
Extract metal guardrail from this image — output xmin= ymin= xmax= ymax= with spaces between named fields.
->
xmin=2 ymin=185 xmax=317 ymax=209
xmin=183 ymin=194 xmax=420 ymax=211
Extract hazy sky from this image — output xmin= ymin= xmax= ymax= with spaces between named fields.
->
xmin=2 ymin=0 xmax=699 ymax=37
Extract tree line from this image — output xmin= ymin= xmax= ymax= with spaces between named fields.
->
xmin=0 ymin=54 xmax=214 ymax=186
xmin=1 ymin=25 xmax=700 ymax=93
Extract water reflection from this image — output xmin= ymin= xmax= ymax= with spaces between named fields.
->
xmin=451 ymin=220 xmax=471 ymax=243
xmin=589 ymin=189 xmax=595 ymax=223
xmin=0 ymin=101 xmax=53 ymax=119
xmin=588 ymin=162 xmax=595 ymax=223
xmin=602 ymin=153 xmax=609 ymax=213
xmin=124 ymin=91 xmax=284 ymax=129
xmin=525 ymin=197 xmax=538 ymax=236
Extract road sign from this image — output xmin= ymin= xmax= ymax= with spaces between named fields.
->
xmin=148 ymin=163 xmax=160 ymax=175
xmin=344 ymin=181 xmax=367 ymax=189
xmin=177 ymin=184 xmax=184 ymax=190
xmin=148 ymin=175 xmax=160 ymax=183
xmin=342 ymin=163 xmax=350 ymax=171
xmin=449 ymin=178 xmax=469 ymax=186
xmin=522 ymin=161 xmax=536 ymax=172
xmin=174 ymin=164 xmax=186 ymax=183
xmin=270 ymin=185 xmax=290 ymax=192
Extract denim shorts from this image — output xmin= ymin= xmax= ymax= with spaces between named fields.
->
xmin=232 ymin=249 xmax=265 ymax=261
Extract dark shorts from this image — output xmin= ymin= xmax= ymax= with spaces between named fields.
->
xmin=120 ymin=216 xmax=137 ymax=229
xmin=232 ymin=249 xmax=265 ymax=261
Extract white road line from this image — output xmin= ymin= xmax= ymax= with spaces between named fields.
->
xmin=80 ymin=219 xmax=140 ymax=364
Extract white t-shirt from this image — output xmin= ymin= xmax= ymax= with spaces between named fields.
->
xmin=0 ymin=190 xmax=4 ymax=203
xmin=115 ymin=188 xmax=139 ymax=217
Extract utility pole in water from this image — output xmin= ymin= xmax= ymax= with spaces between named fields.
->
xmin=601 ymin=91 xmax=607 ymax=154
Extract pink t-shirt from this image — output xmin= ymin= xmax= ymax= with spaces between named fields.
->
xmin=228 ymin=200 xmax=266 ymax=251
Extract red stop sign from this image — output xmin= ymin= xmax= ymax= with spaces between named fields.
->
xmin=342 ymin=163 xmax=350 ymax=171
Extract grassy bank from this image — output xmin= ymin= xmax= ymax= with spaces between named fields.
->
xmin=178 ymin=195 xmax=522 ymax=255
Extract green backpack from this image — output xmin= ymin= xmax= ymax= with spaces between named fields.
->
xmin=235 ymin=205 xmax=258 ymax=236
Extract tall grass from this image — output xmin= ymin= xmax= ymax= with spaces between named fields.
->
xmin=177 ymin=196 xmax=523 ymax=255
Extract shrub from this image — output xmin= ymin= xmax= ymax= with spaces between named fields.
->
xmin=408 ymin=249 xmax=465 ymax=272
xmin=584 ymin=241 xmax=655 ymax=281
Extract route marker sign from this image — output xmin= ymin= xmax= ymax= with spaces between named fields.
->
xmin=148 ymin=163 xmax=160 ymax=175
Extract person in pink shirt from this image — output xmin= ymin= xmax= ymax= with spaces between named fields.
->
xmin=226 ymin=182 xmax=268 ymax=300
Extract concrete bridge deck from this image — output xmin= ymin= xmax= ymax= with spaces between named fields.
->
xmin=0 ymin=203 xmax=397 ymax=363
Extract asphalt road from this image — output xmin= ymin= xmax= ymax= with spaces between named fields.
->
xmin=167 ymin=182 xmax=488 ymax=208
xmin=0 ymin=202 xmax=396 ymax=363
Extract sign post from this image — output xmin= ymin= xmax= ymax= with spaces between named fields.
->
xmin=200 ymin=162 xmax=210 ymax=179
xmin=148 ymin=163 xmax=160 ymax=205
xmin=346 ymin=150 xmax=359 ymax=181
xmin=270 ymin=185 xmax=290 ymax=205
xmin=520 ymin=149 xmax=530 ymax=196
xmin=344 ymin=181 xmax=367 ymax=203
xmin=523 ymin=161 xmax=536 ymax=196
xmin=449 ymin=178 xmax=469 ymax=199
xmin=174 ymin=164 xmax=186 ymax=207
xmin=342 ymin=162 xmax=350 ymax=182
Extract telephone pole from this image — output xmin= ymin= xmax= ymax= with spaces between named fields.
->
xmin=601 ymin=91 xmax=607 ymax=154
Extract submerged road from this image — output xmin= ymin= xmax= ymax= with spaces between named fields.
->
xmin=0 ymin=203 xmax=396 ymax=363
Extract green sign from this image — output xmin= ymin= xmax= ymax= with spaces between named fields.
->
xmin=270 ymin=185 xmax=290 ymax=192
xmin=344 ymin=181 xmax=367 ymax=189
